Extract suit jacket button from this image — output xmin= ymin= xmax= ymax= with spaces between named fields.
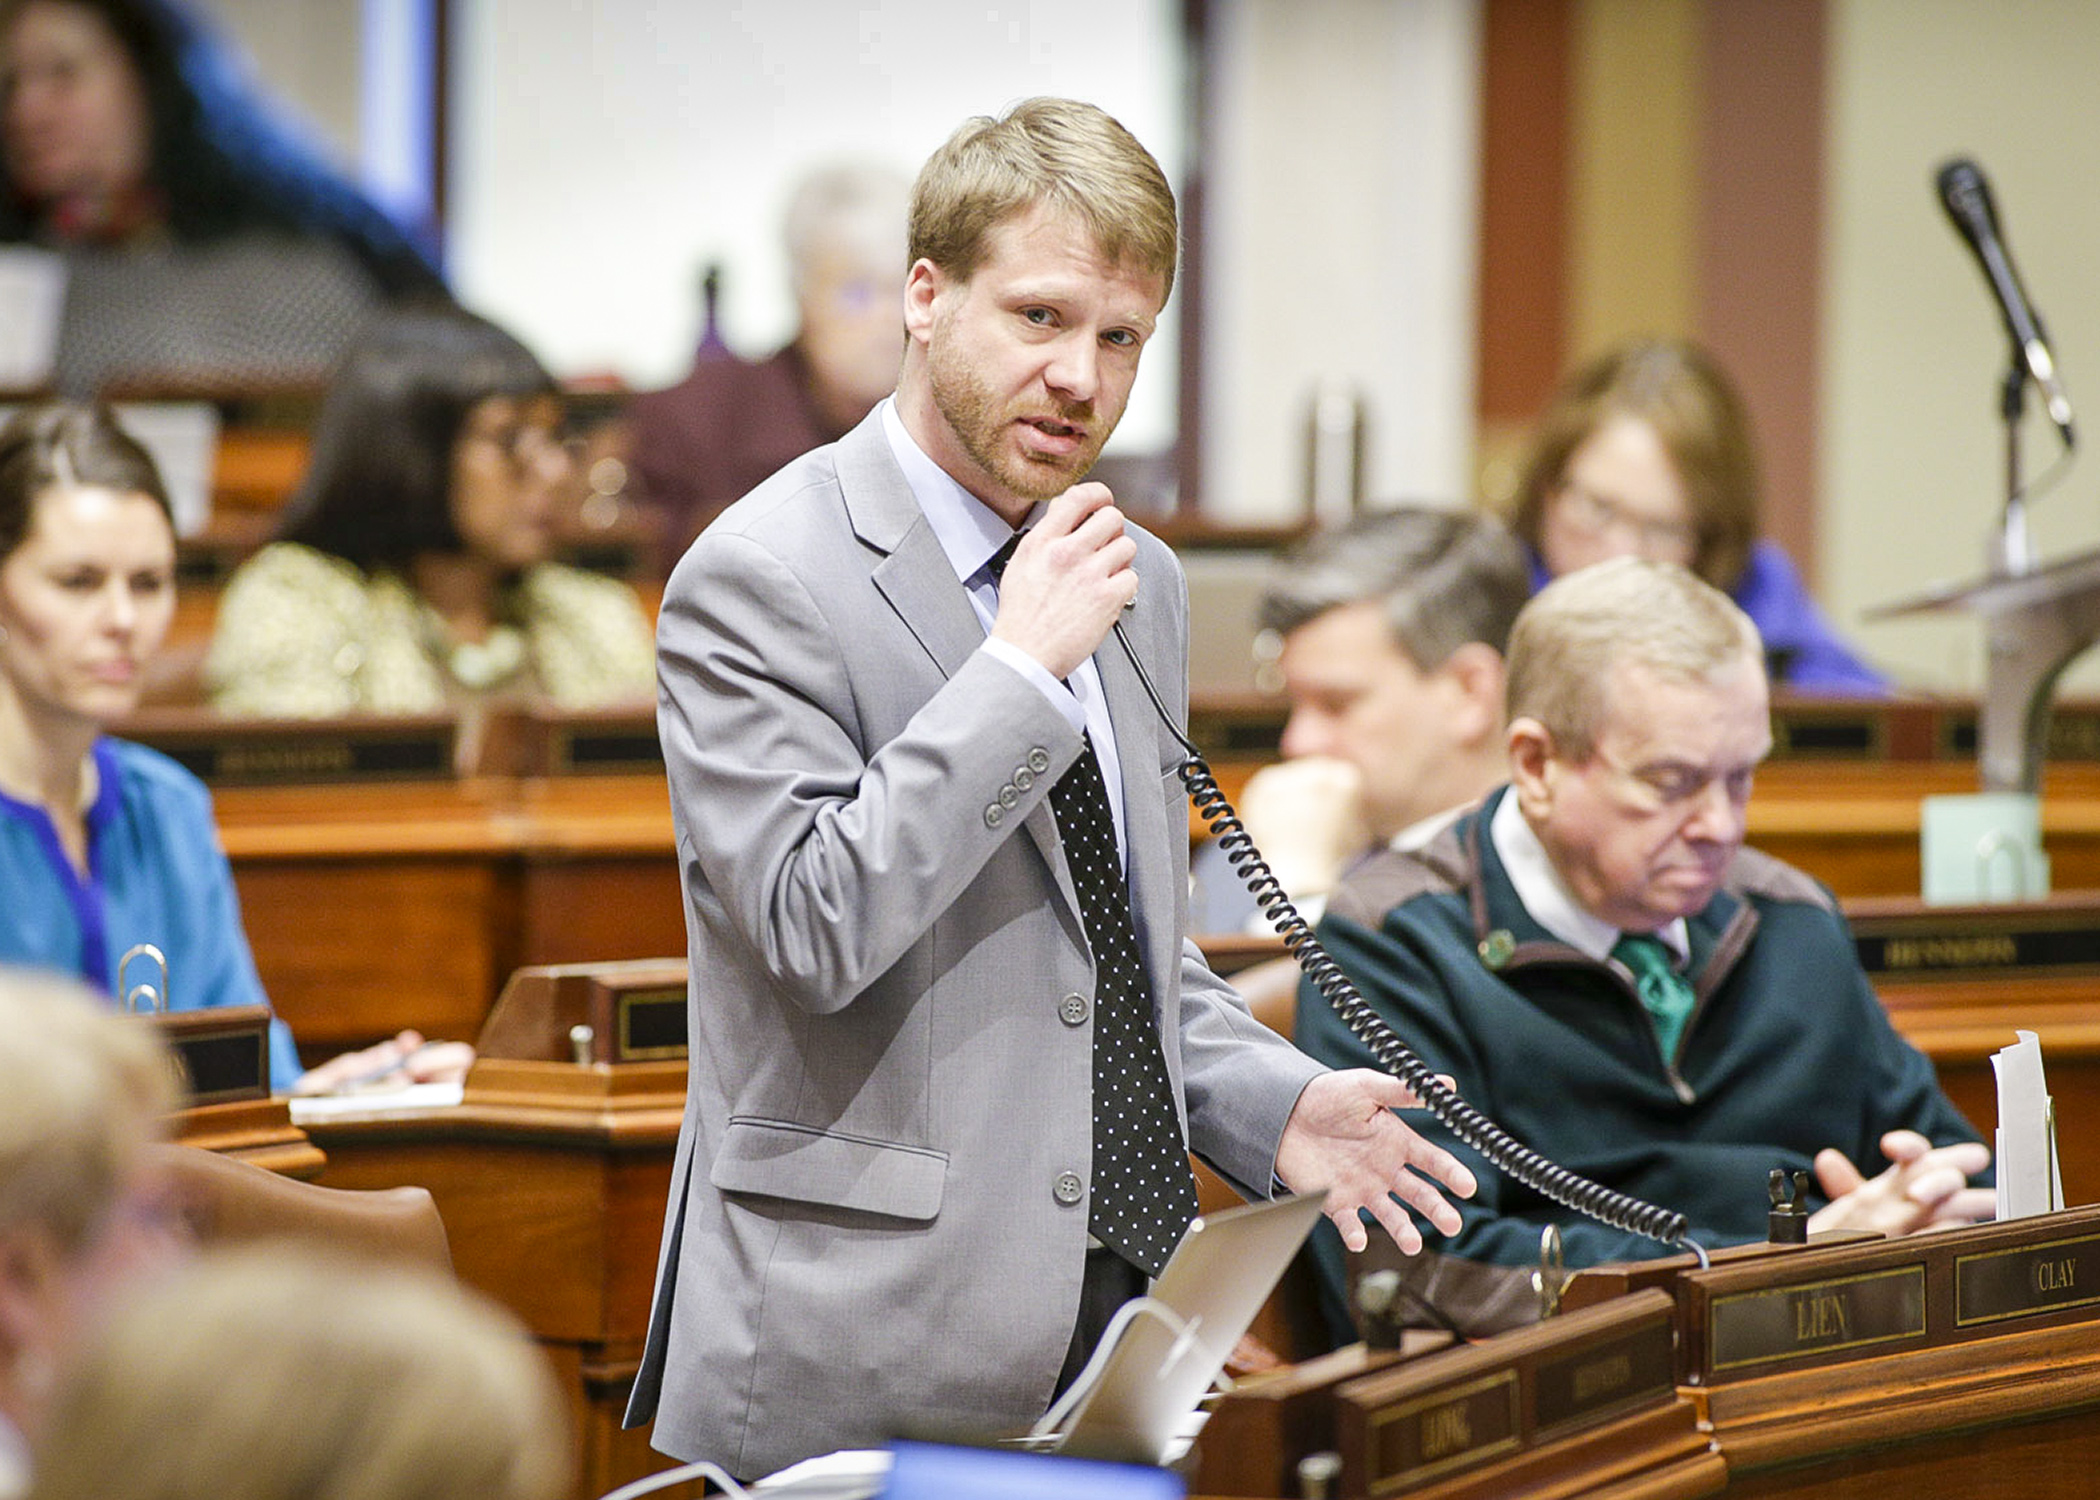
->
xmin=999 ymin=785 xmax=1019 ymax=809
xmin=1054 ymin=1171 xmax=1085 ymax=1205
xmin=1014 ymin=766 xmax=1034 ymax=791
xmin=1028 ymin=747 xmax=1051 ymax=773
xmin=984 ymin=804 xmax=1004 ymax=829
xmin=1059 ymin=993 xmax=1090 ymax=1026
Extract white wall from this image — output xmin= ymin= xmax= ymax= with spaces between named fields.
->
xmin=444 ymin=0 xmax=1183 ymax=460
xmin=1824 ymin=0 xmax=2100 ymax=693
xmin=1200 ymin=0 xmax=1481 ymax=524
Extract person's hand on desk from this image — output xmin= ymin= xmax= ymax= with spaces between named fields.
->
xmin=1276 ymin=1070 xmax=1477 ymax=1255
xmin=290 ymin=1030 xmax=477 ymax=1096
xmin=1807 ymin=1129 xmax=1994 ymax=1236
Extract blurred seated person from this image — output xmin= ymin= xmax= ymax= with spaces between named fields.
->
xmin=0 ymin=967 xmax=183 ymax=1498
xmin=27 ymin=1245 xmax=571 ymax=1500
xmin=1509 ymin=338 xmax=1887 ymax=695
xmin=0 ymin=403 xmax=300 ymax=1088
xmin=0 ymin=0 xmax=446 ymax=395
xmin=626 ymin=159 xmax=909 ymax=576
xmin=1191 ymin=507 xmax=1529 ymax=935
xmin=1297 ymin=558 xmax=1987 ymax=1343
xmin=0 ymin=402 xmax=465 ymax=1094
xmin=205 ymin=307 xmax=655 ymax=718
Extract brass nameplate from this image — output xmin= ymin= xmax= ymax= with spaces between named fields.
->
xmin=143 ymin=726 xmax=454 ymax=785
xmin=1709 ymin=1265 xmax=1926 ymax=1373
xmin=1956 ymin=1230 xmax=2100 ymax=1327
xmin=153 ymin=1005 xmax=276 ymax=1106
xmin=615 ymin=987 xmax=688 ymax=1062
xmin=173 ymin=1029 xmax=270 ymax=1104
xmin=1772 ymin=709 xmax=1883 ymax=759
xmin=551 ymin=724 xmax=663 ymax=774
xmin=1856 ymin=924 xmax=2100 ymax=979
xmin=1533 ymin=1316 xmax=1675 ymax=1441
xmin=1364 ymin=1371 xmax=1520 ymax=1495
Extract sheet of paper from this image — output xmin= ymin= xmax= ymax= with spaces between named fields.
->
xmin=286 ymin=1079 xmax=464 ymax=1123
xmin=1993 ymin=1029 xmax=2061 ymax=1219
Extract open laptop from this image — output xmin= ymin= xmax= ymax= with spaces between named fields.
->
xmin=1043 ymin=1191 xmax=1328 ymax=1466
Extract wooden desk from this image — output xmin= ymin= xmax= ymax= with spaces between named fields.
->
xmin=1202 ymin=1213 xmax=2100 ymax=1497
xmin=203 ymin=770 xmax=684 ymax=1066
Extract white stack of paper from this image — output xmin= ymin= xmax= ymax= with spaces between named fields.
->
xmin=1992 ymin=1029 xmax=2064 ymax=1219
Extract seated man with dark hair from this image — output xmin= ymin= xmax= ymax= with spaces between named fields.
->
xmin=1193 ymin=506 xmax=1530 ymax=934
xmin=1295 ymin=557 xmax=1990 ymax=1342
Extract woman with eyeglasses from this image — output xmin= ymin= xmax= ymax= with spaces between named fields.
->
xmin=205 ymin=308 xmax=654 ymax=717
xmin=1506 ymin=338 xmax=1886 ymax=695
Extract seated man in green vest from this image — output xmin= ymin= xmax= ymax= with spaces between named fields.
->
xmin=1295 ymin=556 xmax=1992 ymax=1343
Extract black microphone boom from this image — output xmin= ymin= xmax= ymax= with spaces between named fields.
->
xmin=1936 ymin=156 xmax=2076 ymax=447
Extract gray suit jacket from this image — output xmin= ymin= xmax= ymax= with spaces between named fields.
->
xmin=626 ymin=411 xmax=1323 ymax=1477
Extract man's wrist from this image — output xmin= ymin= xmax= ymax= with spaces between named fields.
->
xmin=981 ymin=637 xmax=1084 ymax=732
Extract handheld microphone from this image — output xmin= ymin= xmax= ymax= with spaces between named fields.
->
xmin=1936 ymin=157 xmax=2076 ymax=447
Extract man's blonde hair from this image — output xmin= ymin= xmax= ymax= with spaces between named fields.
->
xmin=0 ymin=968 xmax=174 ymax=1256
xmin=1505 ymin=557 xmax=1763 ymax=759
xmin=909 ymin=97 xmax=1178 ymax=298
xmin=31 ymin=1247 xmax=572 ymax=1500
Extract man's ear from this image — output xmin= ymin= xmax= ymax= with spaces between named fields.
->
xmin=0 ymin=1224 xmax=61 ymax=1366
xmin=1438 ymin=642 xmax=1507 ymax=746
xmin=901 ymin=258 xmax=944 ymax=345
xmin=1506 ymin=717 xmax=1558 ymax=818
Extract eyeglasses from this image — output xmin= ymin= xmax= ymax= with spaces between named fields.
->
xmin=1553 ymin=481 xmax=1699 ymax=560
xmin=468 ymin=420 xmax=575 ymax=473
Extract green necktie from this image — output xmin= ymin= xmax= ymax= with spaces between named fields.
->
xmin=1611 ymin=933 xmax=1695 ymax=1063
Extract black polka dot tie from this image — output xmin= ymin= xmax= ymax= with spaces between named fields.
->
xmin=1050 ymin=732 xmax=1200 ymax=1278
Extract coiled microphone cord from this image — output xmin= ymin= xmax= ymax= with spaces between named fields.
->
xmin=1112 ymin=624 xmax=1705 ymax=1264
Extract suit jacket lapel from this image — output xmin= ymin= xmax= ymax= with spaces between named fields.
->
xmin=839 ymin=413 xmax=1073 ymax=891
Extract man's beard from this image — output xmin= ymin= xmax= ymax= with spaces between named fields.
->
xmin=926 ymin=341 xmax=1109 ymax=504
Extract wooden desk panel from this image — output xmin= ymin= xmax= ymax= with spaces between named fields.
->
xmin=238 ymin=857 xmax=512 ymax=1065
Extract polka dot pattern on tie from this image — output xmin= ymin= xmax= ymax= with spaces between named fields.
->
xmin=1050 ymin=731 xmax=1200 ymax=1278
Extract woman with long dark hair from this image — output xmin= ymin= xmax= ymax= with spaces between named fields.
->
xmin=206 ymin=307 xmax=654 ymax=717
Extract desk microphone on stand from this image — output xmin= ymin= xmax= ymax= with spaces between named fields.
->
xmin=1936 ymin=157 xmax=2076 ymax=574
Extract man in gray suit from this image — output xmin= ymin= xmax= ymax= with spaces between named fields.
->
xmin=626 ymin=97 xmax=1476 ymax=1480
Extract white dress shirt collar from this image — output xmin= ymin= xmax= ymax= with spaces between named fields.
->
xmin=1488 ymin=790 xmax=1688 ymax=964
xmin=879 ymin=398 xmax=1041 ymax=585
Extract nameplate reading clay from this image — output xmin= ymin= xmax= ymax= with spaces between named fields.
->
xmin=1707 ymin=1265 xmax=1926 ymax=1373
xmin=1364 ymin=1372 xmax=1521 ymax=1494
xmin=1956 ymin=1230 xmax=2100 ymax=1327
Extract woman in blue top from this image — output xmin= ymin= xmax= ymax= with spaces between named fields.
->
xmin=0 ymin=402 xmax=302 ymax=1089
xmin=1508 ymin=338 xmax=1888 ymax=695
